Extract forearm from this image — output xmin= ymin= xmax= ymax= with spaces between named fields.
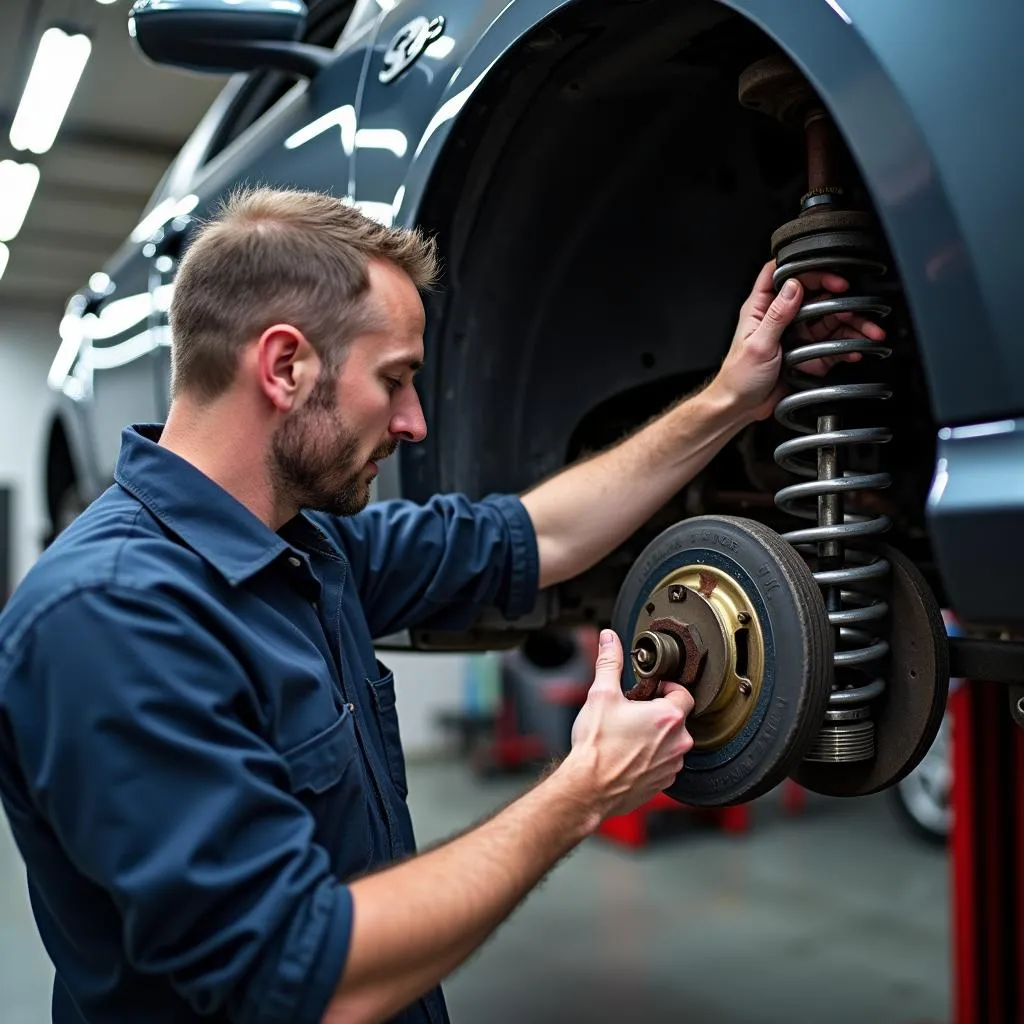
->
xmin=323 ymin=758 xmax=600 ymax=1024
xmin=522 ymin=381 xmax=750 ymax=588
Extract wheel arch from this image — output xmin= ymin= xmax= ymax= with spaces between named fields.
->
xmin=395 ymin=0 xmax=993 ymax=430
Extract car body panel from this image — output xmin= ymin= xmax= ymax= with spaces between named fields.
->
xmin=45 ymin=0 xmax=1024 ymax=630
xmin=355 ymin=0 xmax=1024 ymax=428
xmin=927 ymin=418 xmax=1024 ymax=629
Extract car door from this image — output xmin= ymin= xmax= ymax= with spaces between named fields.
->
xmin=73 ymin=246 xmax=165 ymax=485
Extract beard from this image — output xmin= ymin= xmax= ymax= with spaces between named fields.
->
xmin=269 ymin=372 xmax=397 ymax=517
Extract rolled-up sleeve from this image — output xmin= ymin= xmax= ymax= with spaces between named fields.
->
xmin=325 ymin=493 xmax=540 ymax=640
xmin=2 ymin=585 xmax=351 ymax=1024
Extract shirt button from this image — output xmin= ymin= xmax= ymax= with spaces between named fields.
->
xmin=346 ymin=703 xmax=355 ymax=713
xmin=288 ymin=556 xmax=301 ymax=568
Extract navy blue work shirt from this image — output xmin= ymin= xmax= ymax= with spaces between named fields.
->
xmin=0 ymin=424 xmax=539 ymax=1024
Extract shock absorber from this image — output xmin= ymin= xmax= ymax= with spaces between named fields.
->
xmin=739 ymin=55 xmax=895 ymax=763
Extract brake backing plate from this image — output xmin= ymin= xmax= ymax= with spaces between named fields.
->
xmin=611 ymin=515 xmax=833 ymax=807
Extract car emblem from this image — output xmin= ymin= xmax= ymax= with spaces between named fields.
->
xmin=379 ymin=15 xmax=445 ymax=85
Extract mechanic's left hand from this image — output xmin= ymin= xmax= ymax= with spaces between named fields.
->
xmin=712 ymin=259 xmax=887 ymax=422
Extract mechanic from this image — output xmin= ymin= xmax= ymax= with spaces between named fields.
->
xmin=0 ymin=187 xmax=883 ymax=1024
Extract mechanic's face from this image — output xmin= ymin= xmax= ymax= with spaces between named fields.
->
xmin=270 ymin=259 xmax=427 ymax=516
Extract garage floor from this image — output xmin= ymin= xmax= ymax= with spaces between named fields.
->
xmin=0 ymin=758 xmax=949 ymax=1023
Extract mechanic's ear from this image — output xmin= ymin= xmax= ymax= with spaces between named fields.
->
xmin=256 ymin=324 xmax=321 ymax=411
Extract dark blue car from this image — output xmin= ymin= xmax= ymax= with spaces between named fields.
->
xmin=39 ymin=0 xmax=1024 ymax=797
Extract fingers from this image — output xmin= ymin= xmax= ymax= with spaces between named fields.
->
xmin=661 ymin=685 xmax=695 ymax=717
xmin=755 ymin=277 xmax=803 ymax=347
xmin=786 ymin=271 xmax=848 ymax=294
xmin=817 ymin=272 xmax=850 ymax=294
xmin=788 ymin=274 xmax=887 ymax=339
xmin=786 ymin=270 xmax=851 ymax=294
xmin=812 ymin=312 xmax=887 ymax=341
xmin=589 ymin=628 xmax=624 ymax=695
xmin=741 ymin=260 xmax=779 ymax=320
xmin=849 ymin=316 xmax=887 ymax=341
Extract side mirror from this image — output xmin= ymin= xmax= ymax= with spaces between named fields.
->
xmin=128 ymin=0 xmax=333 ymax=79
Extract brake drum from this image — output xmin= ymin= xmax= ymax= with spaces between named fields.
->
xmin=789 ymin=543 xmax=950 ymax=798
xmin=611 ymin=515 xmax=834 ymax=806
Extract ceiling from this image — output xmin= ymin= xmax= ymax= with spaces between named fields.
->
xmin=0 ymin=0 xmax=230 ymax=317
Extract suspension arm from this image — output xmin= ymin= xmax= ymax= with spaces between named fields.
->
xmin=947 ymin=636 xmax=1024 ymax=731
xmin=948 ymin=636 xmax=1024 ymax=684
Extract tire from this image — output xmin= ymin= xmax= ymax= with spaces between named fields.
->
xmin=612 ymin=515 xmax=833 ymax=807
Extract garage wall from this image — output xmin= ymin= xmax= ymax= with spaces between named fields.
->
xmin=388 ymin=650 xmax=482 ymax=758
xmin=0 ymin=311 xmax=60 ymax=591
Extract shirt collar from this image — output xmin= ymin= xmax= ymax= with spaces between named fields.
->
xmin=114 ymin=423 xmax=331 ymax=587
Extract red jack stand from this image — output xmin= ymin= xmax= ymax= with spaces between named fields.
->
xmin=949 ymin=679 xmax=1024 ymax=1024
xmin=595 ymin=778 xmax=806 ymax=849
xmin=472 ymin=686 xmax=546 ymax=773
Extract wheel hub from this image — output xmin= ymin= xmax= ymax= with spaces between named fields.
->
xmin=626 ymin=566 xmax=765 ymax=751
xmin=612 ymin=514 xmax=833 ymax=806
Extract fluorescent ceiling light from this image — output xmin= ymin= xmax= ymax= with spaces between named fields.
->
xmin=0 ymin=243 xmax=9 ymax=283
xmin=0 ymin=161 xmax=41 ymax=241
xmin=10 ymin=27 xmax=92 ymax=155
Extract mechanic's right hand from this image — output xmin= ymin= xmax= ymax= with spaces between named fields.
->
xmin=566 ymin=628 xmax=694 ymax=819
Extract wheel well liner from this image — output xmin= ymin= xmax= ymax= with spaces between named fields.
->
xmin=405 ymin=0 xmax=991 ymax=466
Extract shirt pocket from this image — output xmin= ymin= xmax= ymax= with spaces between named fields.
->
xmin=280 ymin=708 xmax=374 ymax=877
xmin=367 ymin=659 xmax=409 ymax=800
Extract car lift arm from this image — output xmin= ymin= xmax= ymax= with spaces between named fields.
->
xmin=944 ymin=635 xmax=1024 ymax=1024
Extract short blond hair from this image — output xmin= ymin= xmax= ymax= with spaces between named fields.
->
xmin=168 ymin=186 xmax=438 ymax=401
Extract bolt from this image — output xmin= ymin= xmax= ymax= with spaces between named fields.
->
xmin=738 ymin=679 xmax=752 ymax=697
xmin=668 ymin=585 xmax=686 ymax=603
xmin=632 ymin=646 xmax=655 ymax=668
xmin=631 ymin=630 xmax=683 ymax=680
xmin=737 ymin=611 xmax=751 ymax=625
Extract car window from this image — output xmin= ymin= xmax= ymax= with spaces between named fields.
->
xmin=202 ymin=0 xmax=356 ymax=165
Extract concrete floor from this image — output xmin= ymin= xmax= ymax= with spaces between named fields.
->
xmin=0 ymin=759 xmax=949 ymax=1023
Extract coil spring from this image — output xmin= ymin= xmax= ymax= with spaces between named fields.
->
xmin=772 ymin=231 xmax=895 ymax=762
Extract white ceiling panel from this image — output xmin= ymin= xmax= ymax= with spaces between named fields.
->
xmin=0 ymin=0 xmax=228 ymax=316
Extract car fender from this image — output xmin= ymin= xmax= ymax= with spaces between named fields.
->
xmin=353 ymin=0 xmax=1016 ymax=429
xmin=350 ymin=0 xmax=579 ymax=226
xmin=721 ymin=0 xmax=1019 ymax=428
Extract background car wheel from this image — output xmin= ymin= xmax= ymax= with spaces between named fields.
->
xmin=888 ymin=708 xmax=952 ymax=845
xmin=48 ymin=482 xmax=87 ymax=545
